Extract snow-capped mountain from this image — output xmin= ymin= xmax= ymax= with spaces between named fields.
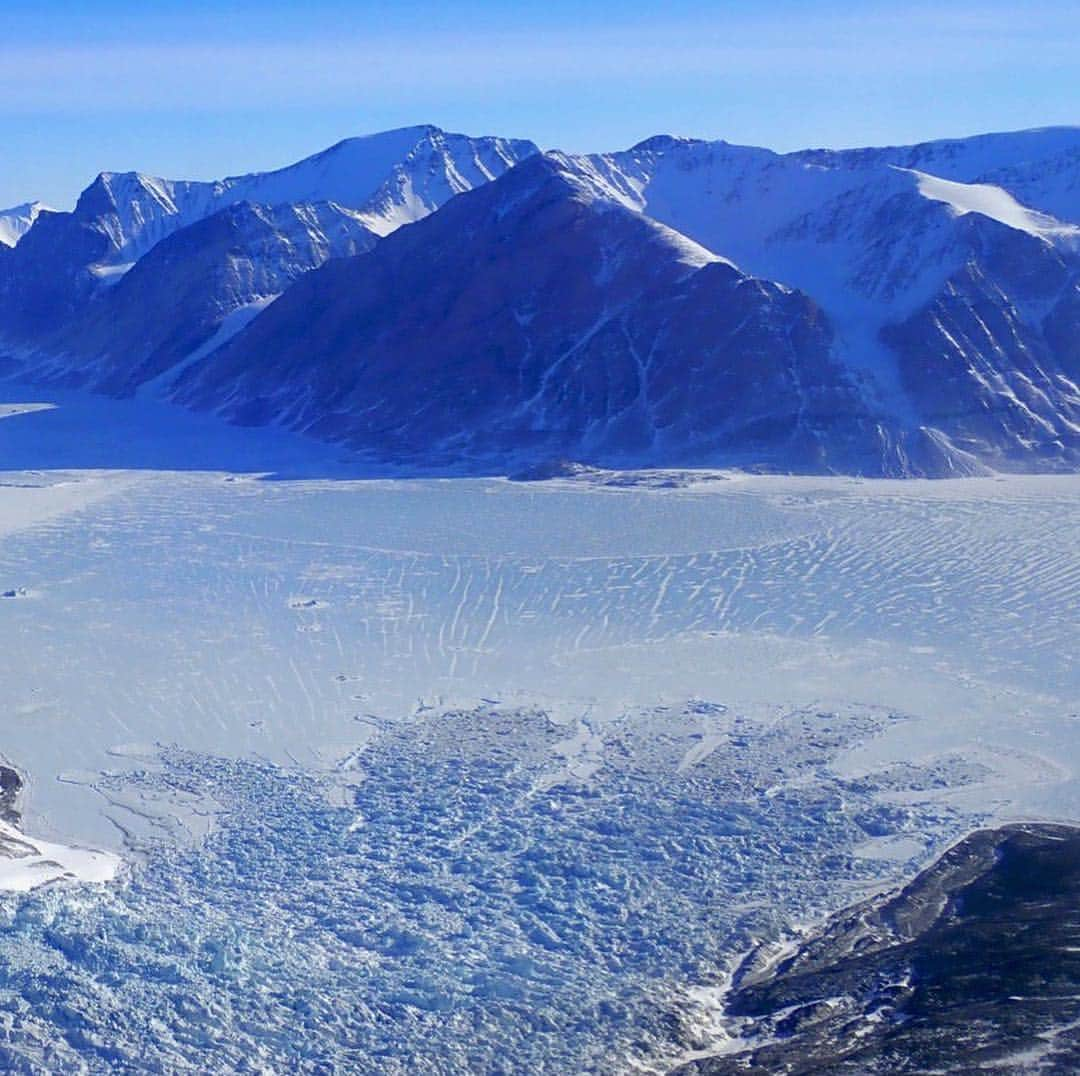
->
xmin=559 ymin=127 xmax=1080 ymax=469
xmin=2 ymin=124 xmax=1078 ymax=475
xmin=71 ymin=124 xmax=538 ymax=267
xmin=166 ymin=154 xmax=888 ymax=472
xmin=0 ymin=125 xmax=539 ymax=367
xmin=0 ymin=201 xmax=50 ymax=247
xmin=570 ymin=127 xmax=1079 ymax=337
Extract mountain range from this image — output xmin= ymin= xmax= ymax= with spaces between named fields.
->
xmin=2 ymin=123 xmax=1078 ymax=475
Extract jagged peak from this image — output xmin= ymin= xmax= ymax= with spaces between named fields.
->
xmin=225 ymin=125 xmax=537 ymax=187
xmin=0 ymin=199 xmax=53 ymax=247
xmin=627 ymin=134 xmax=706 ymax=154
xmin=55 ymin=125 xmax=537 ymax=261
xmin=74 ymin=170 xmax=174 ymax=216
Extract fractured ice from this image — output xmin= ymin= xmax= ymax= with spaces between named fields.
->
xmin=0 ymin=703 xmax=980 ymax=1073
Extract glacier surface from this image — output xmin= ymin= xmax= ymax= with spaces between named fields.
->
xmin=0 ymin=385 xmax=1078 ymax=1072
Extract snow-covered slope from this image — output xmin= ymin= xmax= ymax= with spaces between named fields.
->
xmin=560 ymin=127 xmax=1080 ymax=468
xmin=75 ymin=125 xmax=538 ymax=265
xmin=899 ymin=168 xmax=1080 ymax=240
xmin=0 ymin=201 xmax=50 ymax=247
xmin=573 ymin=128 xmax=1080 ymax=322
xmin=0 ymin=818 xmax=118 ymax=892
xmin=0 ymin=125 xmax=538 ymax=341
xmin=804 ymin=126 xmax=1080 ymax=224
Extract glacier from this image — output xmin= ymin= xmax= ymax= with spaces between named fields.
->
xmin=0 ymin=385 xmax=1078 ymax=1071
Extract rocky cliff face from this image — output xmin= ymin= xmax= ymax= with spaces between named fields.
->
xmin=884 ymin=223 xmax=1080 ymax=470
xmin=672 ymin=824 xmax=1080 ymax=1075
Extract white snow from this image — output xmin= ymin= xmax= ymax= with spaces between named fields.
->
xmin=139 ymin=294 xmax=280 ymax=396
xmin=0 ymin=402 xmax=55 ymax=421
xmin=0 ymin=384 xmax=1077 ymax=851
xmin=0 ymin=819 xmax=119 ymax=892
xmin=900 ymin=167 xmax=1080 ymax=241
xmin=0 ymin=200 xmax=50 ymax=247
xmin=87 ymin=126 xmax=537 ymax=264
xmin=88 ymin=259 xmax=135 ymax=284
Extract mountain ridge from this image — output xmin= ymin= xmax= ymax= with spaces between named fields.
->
xmin=164 ymin=153 xmax=914 ymax=473
xmin=0 ymin=124 xmax=539 ymax=376
xmin=2 ymin=124 xmax=1078 ymax=476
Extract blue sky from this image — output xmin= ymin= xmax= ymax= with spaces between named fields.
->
xmin=3 ymin=0 xmax=1078 ymax=209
